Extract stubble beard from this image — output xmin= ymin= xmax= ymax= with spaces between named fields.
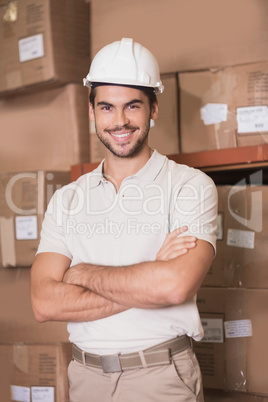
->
xmin=95 ymin=119 xmax=151 ymax=159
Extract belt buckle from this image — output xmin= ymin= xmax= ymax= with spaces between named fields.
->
xmin=100 ymin=354 xmax=122 ymax=373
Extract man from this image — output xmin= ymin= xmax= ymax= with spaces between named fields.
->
xmin=31 ymin=38 xmax=218 ymax=402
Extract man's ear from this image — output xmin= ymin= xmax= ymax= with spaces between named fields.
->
xmin=89 ymin=102 xmax=95 ymax=122
xmin=150 ymin=100 xmax=159 ymax=121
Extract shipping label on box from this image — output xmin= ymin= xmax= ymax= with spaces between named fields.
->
xmin=11 ymin=385 xmax=30 ymax=402
xmin=237 ymin=105 xmax=268 ymax=134
xmin=18 ymin=34 xmax=45 ymax=63
xmin=201 ymin=317 xmax=224 ymax=343
xmin=224 ymin=319 xmax=253 ymax=339
xmin=31 ymin=387 xmax=55 ymax=402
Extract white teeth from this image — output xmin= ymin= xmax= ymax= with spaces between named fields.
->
xmin=111 ymin=132 xmax=131 ymax=138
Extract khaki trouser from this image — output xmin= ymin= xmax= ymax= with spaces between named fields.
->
xmin=68 ymin=346 xmax=204 ymax=402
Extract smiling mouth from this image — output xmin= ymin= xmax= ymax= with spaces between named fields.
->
xmin=111 ymin=131 xmax=133 ymax=139
xmin=108 ymin=128 xmax=138 ymax=142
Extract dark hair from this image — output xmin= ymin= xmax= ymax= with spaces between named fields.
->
xmin=89 ymin=83 xmax=157 ymax=110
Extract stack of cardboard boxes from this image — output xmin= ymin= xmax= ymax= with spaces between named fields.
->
xmin=0 ymin=0 xmax=90 ymax=400
xmin=194 ymin=183 xmax=268 ymax=399
xmin=0 ymin=269 xmax=71 ymax=401
xmin=0 ymin=0 xmax=90 ymax=173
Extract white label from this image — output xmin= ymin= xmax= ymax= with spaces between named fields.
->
xmin=201 ymin=318 xmax=224 ymax=343
xmin=18 ymin=34 xmax=44 ymax=62
xmin=224 ymin=319 xmax=253 ymax=338
xmin=15 ymin=215 xmax=38 ymax=240
xmin=200 ymin=103 xmax=228 ymax=125
xmin=237 ymin=106 xmax=268 ymax=133
xmin=11 ymin=385 xmax=30 ymax=402
xmin=31 ymin=387 xmax=55 ymax=402
xmin=227 ymin=228 xmax=255 ymax=249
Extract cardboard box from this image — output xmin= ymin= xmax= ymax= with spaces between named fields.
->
xmin=149 ymin=74 xmax=180 ymax=155
xmin=90 ymin=0 xmax=268 ymax=74
xmin=0 ymin=171 xmax=70 ymax=267
xmin=203 ymin=184 xmax=268 ymax=288
xmin=0 ymin=343 xmax=72 ymax=402
xmin=0 ymin=344 xmax=13 ymax=402
xmin=179 ymin=62 xmax=268 ymax=153
xmin=89 ymin=73 xmax=180 ymax=163
xmin=195 ymin=287 xmax=268 ymax=395
xmin=204 ymin=389 xmax=268 ymax=402
xmin=0 ymin=84 xmax=90 ymax=172
xmin=0 ymin=0 xmax=90 ymax=96
xmin=0 ymin=268 xmax=69 ymax=343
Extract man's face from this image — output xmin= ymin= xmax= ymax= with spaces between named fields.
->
xmin=89 ymin=85 xmax=158 ymax=158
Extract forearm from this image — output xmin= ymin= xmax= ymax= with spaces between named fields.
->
xmin=31 ymin=279 xmax=128 ymax=323
xmin=63 ymin=240 xmax=214 ymax=309
xmin=64 ymin=260 xmax=178 ymax=309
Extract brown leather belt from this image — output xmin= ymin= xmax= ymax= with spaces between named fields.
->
xmin=72 ymin=335 xmax=191 ymax=373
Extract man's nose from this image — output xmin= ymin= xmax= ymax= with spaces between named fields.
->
xmin=114 ymin=109 xmax=130 ymax=127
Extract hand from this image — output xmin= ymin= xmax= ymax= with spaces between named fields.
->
xmin=156 ymin=226 xmax=197 ymax=261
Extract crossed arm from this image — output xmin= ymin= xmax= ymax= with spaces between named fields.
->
xmin=31 ymin=227 xmax=214 ymax=323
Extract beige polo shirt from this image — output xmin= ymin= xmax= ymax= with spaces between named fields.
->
xmin=37 ymin=150 xmax=218 ymax=354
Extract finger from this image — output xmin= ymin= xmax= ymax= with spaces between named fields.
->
xmin=159 ymin=226 xmax=189 ymax=252
xmin=166 ymin=248 xmax=189 ymax=259
xmin=156 ymin=226 xmax=192 ymax=260
xmin=173 ymin=236 xmax=197 ymax=243
xmin=169 ymin=226 xmax=188 ymax=238
xmin=171 ymin=241 xmax=196 ymax=251
xmin=156 ymin=240 xmax=196 ymax=261
xmin=158 ymin=237 xmax=196 ymax=257
xmin=157 ymin=247 xmax=189 ymax=261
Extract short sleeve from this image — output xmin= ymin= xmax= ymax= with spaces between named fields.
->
xmin=170 ymin=170 xmax=218 ymax=254
xmin=37 ymin=189 xmax=73 ymax=259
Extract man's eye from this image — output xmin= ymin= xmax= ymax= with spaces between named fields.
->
xmin=102 ymin=106 xmax=111 ymax=111
xmin=129 ymin=104 xmax=139 ymax=109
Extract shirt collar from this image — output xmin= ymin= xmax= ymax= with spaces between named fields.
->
xmin=86 ymin=159 xmax=105 ymax=189
xmin=87 ymin=150 xmax=167 ymax=188
xmin=133 ymin=150 xmax=167 ymax=182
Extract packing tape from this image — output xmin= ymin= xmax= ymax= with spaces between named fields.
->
xmin=0 ymin=216 xmax=16 ymax=267
xmin=13 ymin=344 xmax=28 ymax=374
xmin=3 ymin=1 xmax=18 ymax=22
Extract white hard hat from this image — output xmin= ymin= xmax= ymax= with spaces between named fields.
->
xmin=83 ymin=38 xmax=164 ymax=94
